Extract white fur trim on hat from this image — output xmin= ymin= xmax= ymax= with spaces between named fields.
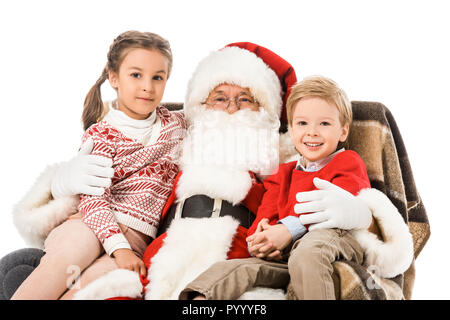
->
xmin=184 ymin=46 xmax=282 ymax=121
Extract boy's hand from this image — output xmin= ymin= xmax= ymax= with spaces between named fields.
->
xmin=260 ymin=223 xmax=292 ymax=259
xmin=247 ymin=220 xmax=292 ymax=260
xmin=247 ymin=219 xmax=272 ymax=258
xmin=246 ymin=218 xmax=270 ymax=244
xmin=112 ymin=248 xmax=147 ymax=276
xmin=247 ymin=231 xmax=274 ymax=258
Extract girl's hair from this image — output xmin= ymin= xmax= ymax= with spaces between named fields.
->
xmin=286 ymin=75 xmax=352 ymax=128
xmin=82 ymin=30 xmax=172 ymax=130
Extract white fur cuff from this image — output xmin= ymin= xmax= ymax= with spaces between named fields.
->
xmin=12 ymin=164 xmax=79 ymax=248
xmin=73 ymin=269 xmax=142 ymax=300
xmin=145 ymin=216 xmax=239 ymax=300
xmin=351 ymin=188 xmax=414 ymax=278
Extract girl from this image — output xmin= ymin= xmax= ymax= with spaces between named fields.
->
xmin=11 ymin=30 xmax=186 ymax=300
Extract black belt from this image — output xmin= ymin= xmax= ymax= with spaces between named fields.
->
xmin=157 ymin=194 xmax=255 ymax=237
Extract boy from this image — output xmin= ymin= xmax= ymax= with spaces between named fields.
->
xmin=180 ymin=76 xmax=371 ymax=300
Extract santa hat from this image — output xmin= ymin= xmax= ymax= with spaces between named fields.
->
xmin=184 ymin=42 xmax=297 ymax=130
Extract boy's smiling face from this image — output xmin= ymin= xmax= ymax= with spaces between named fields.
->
xmin=289 ymin=96 xmax=349 ymax=165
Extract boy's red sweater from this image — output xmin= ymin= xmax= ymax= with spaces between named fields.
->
xmin=248 ymin=150 xmax=371 ymax=236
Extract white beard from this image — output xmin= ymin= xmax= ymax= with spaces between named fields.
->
xmin=176 ymin=106 xmax=280 ymax=204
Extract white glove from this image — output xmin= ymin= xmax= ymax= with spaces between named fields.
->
xmin=51 ymin=138 xmax=114 ymax=198
xmin=295 ymin=178 xmax=372 ymax=231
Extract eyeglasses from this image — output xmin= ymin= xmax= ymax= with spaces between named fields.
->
xmin=202 ymin=94 xmax=259 ymax=110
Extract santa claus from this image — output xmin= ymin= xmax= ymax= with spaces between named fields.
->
xmin=8 ymin=42 xmax=412 ymax=300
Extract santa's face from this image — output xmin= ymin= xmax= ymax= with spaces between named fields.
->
xmin=203 ymin=84 xmax=260 ymax=114
xmin=181 ymin=87 xmax=280 ymax=176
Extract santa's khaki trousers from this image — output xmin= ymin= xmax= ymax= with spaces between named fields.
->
xmin=180 ymin=229 xmax=363 ymax=300
xmin=11 ymin=213 xmax=150 ymax=300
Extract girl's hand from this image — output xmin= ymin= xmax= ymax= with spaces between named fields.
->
xmin=112 ymin=248 xmax=147 ymax=276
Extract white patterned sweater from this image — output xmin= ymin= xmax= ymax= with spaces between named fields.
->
xmin=78 ymin=106 xmax=186 ymax=256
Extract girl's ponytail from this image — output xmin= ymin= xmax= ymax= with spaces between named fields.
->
xmin=82 ymin=67 xmax=108 ymax=130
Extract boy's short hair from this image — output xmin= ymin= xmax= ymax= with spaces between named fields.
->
xmin=286 ymin=75 xmax=352 ymax=127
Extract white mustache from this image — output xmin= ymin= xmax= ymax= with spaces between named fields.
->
xmin=180 ymin=106 xmax=280 ymax=175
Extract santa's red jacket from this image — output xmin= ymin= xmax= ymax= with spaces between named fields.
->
xmin=143 ymin=170 xmax=265 ymax=269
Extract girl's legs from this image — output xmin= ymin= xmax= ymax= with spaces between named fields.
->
xmin=59 ymin=223 xmax=150 ymax=300
xmin=59 ymin=253 xmax=117 ymax=300
xmin=11 ymin=213 xmax=102 ymax=300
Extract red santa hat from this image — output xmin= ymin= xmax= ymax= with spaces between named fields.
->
xmin=184 ymin=42 xmax=297 ymax=129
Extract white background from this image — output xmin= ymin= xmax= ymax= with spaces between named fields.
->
xmin=0 ymin=0 xmax=448 ymax=299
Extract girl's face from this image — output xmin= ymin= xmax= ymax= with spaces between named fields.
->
xmin=109 ymin=48 xmax=169 ymax=120
xmin=289 ymin=96 xmax=349 ymax=165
